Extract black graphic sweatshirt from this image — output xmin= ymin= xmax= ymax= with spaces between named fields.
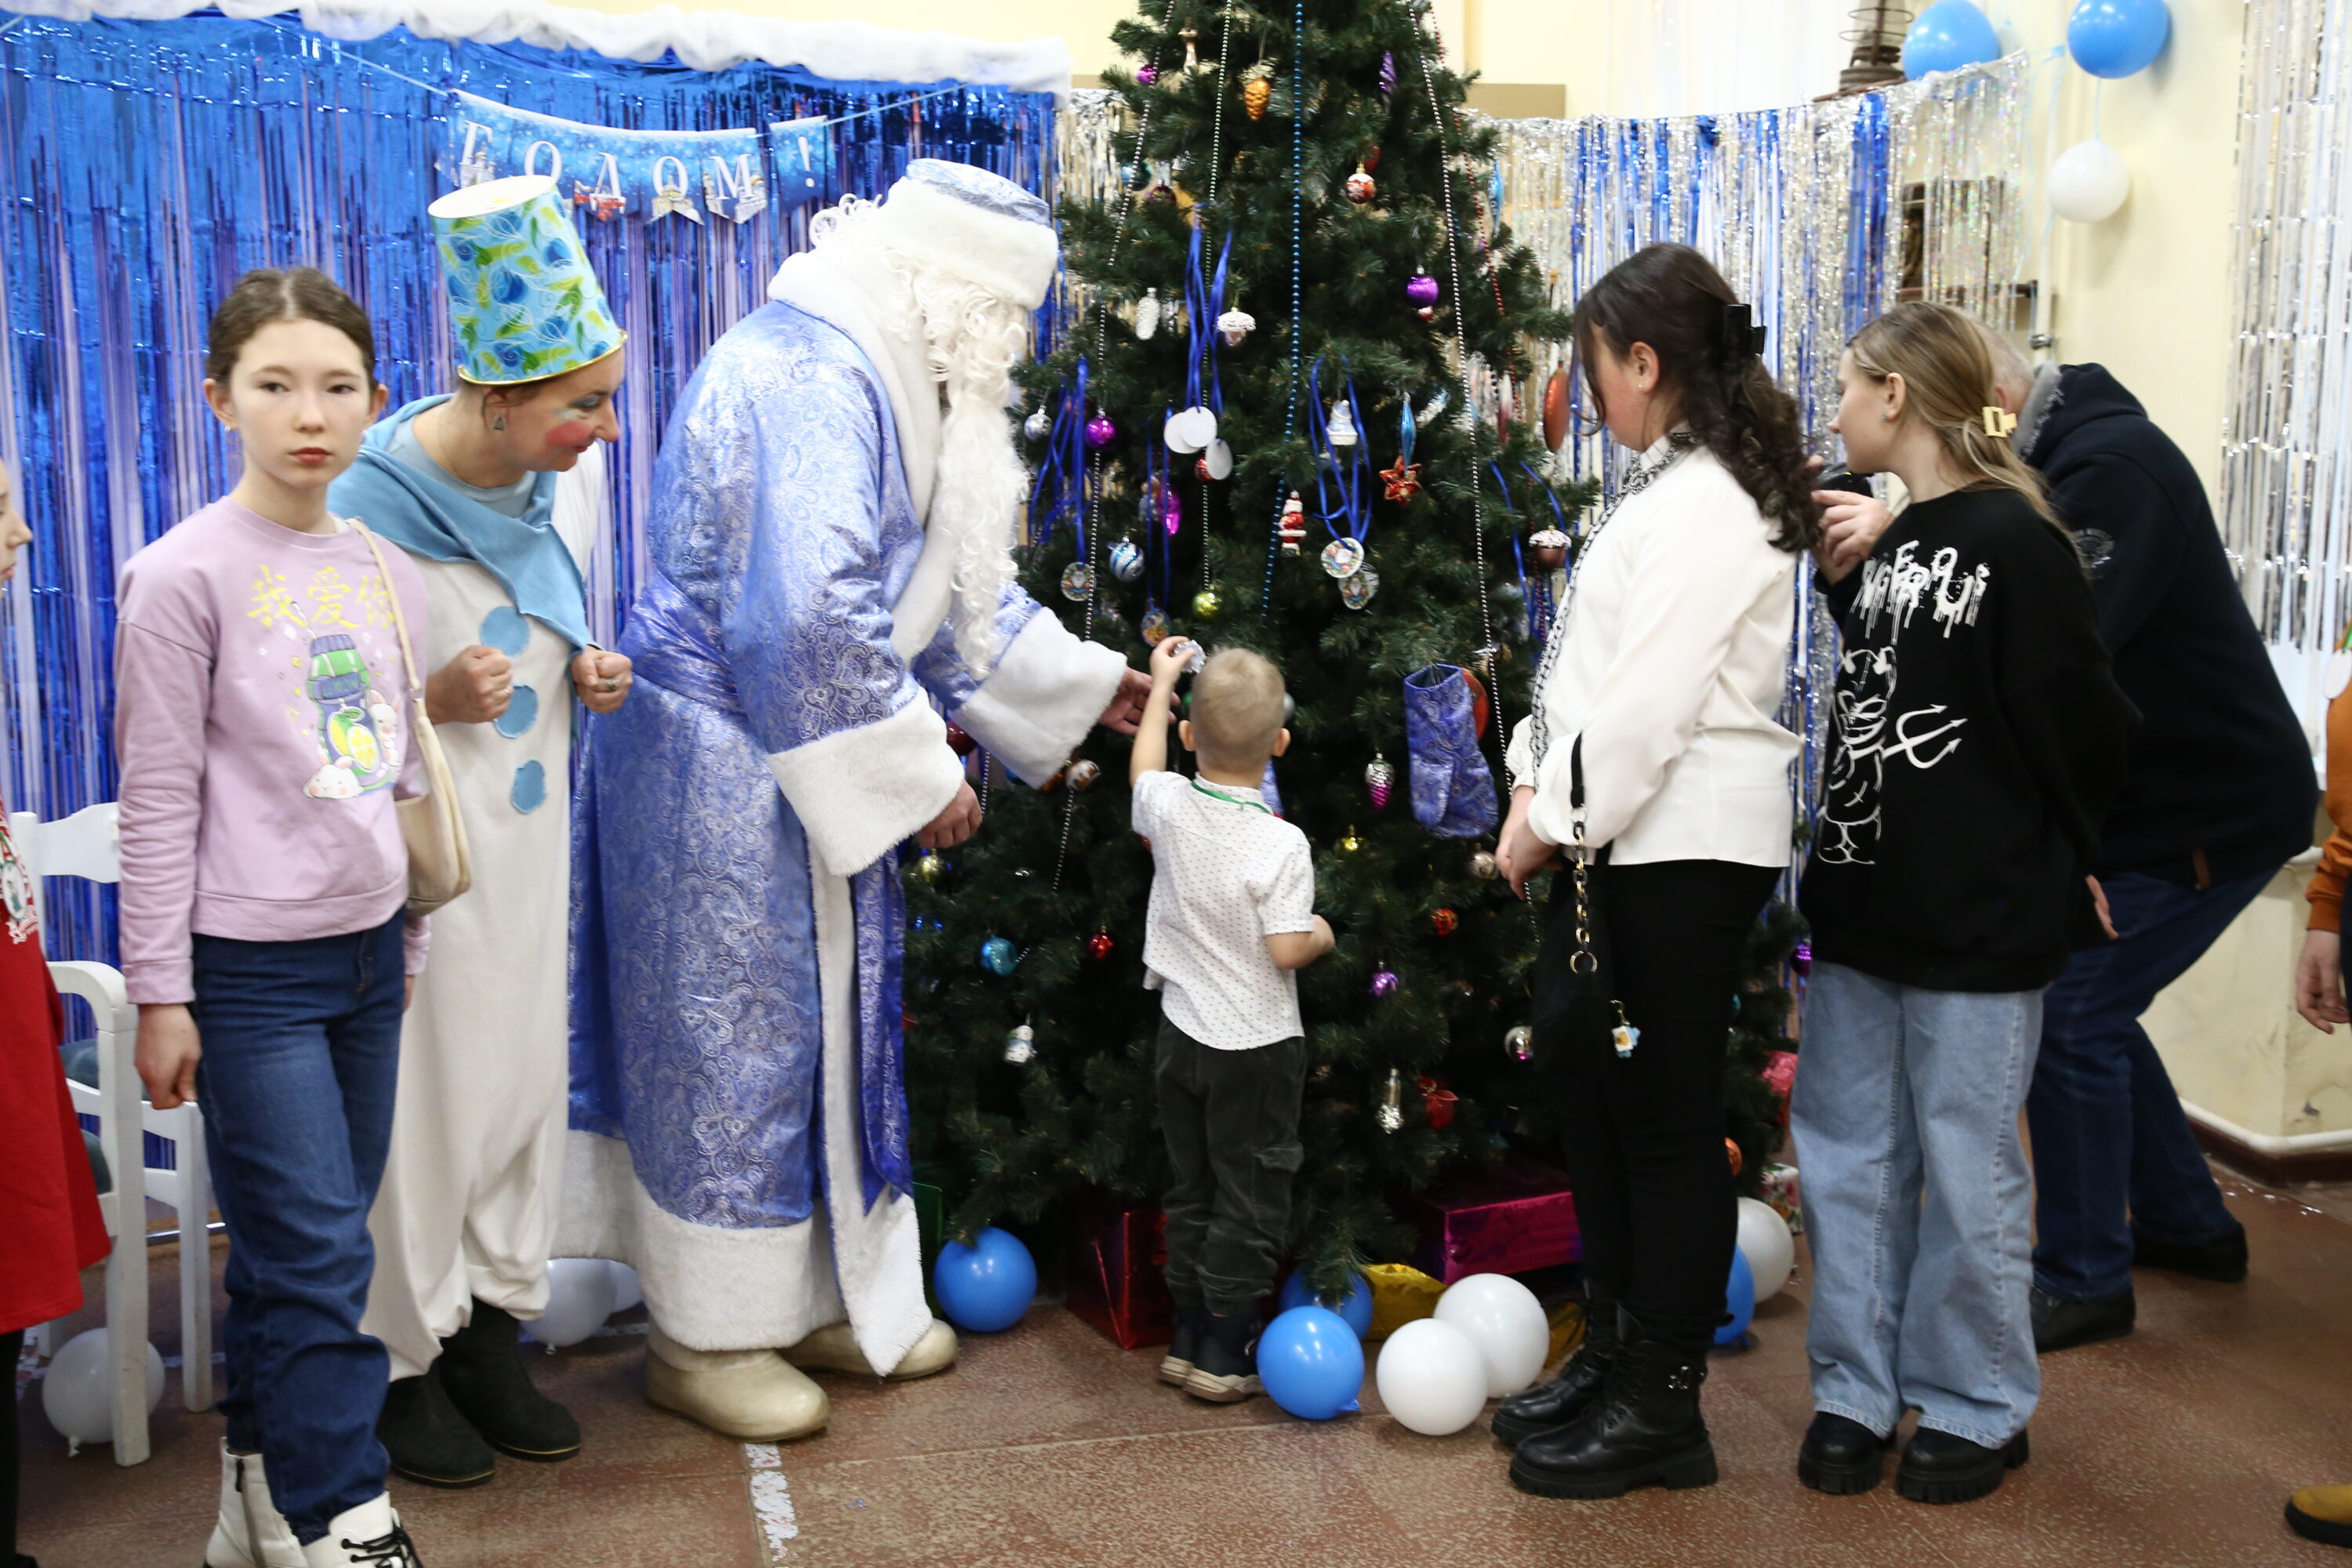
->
xmin=1800 ymin=487 xmax=2139 ymax=992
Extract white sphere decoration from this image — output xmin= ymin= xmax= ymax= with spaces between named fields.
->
xmin=2049 ymin=139 xmax=2131 ymax=223
xmin=1374 ymin=1318 xmax=1490 ymax=1436
xmin=41 ymin=1328 xmax=165 ymax=1452
xmin=1432 ymin=1272 xmax=1551 ymax=1397
xmin=527 ymin=1258 xmax=619 ymax=1349
xmin=1735 ymin=1196 xmax=1797 ymax=1303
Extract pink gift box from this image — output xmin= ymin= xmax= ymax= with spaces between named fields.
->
xmin=1405 ymin=1155 xmax=1581 ymax=1283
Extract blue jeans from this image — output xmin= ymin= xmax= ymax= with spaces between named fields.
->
xmin=2026 ymin=870 xmax=2262 ymax=1302
xmin=1791 ymin=963 xmax=2042 ymax=1446
xmin=192 ymin=916 xmax=404 ymax=1544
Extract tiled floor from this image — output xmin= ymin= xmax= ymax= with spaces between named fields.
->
xmin=17 ymin=1163 xmax=2352 ymax=1568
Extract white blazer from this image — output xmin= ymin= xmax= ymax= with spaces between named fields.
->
xmin=1504 ymin=440 xmax=1798 ymax=869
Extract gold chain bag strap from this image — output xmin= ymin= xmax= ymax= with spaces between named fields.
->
xmin=353 ymin=522 xmax=473 ymax=915
xmin=1530 ymin=735 xmax=1640 ymax=1062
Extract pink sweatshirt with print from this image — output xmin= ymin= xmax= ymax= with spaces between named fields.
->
xmin=115 ymin=499 xmax=433 ymax=1005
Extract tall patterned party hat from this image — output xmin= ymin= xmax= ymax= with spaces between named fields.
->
xmin=430 ymin=174 xmax=624 ymax=385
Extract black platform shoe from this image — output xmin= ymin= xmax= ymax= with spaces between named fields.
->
xmin=437 ymin=1300 xmax=583 ymax=1463
xmin=1896 ymin=1426 xmax=2028 ymax=1504
xmin=1491 ymin=1298 xmax=1619 ymax=1447
xmin=2133 ymin=1225 xmax=2249 ymax=1283
xmin=2030 ymin=1285 xmax=2134 ymax=1353
xmin=1508 ymin=1319 xmax=1717 ymax=1500
xmin=1160 ymin=1302 xmax=1203 ymax=1388
xmin=378 ymin=1364 xmax=496 ymax=1488
xmin=1798 ymin=1412 xmax=1892 ymax=1494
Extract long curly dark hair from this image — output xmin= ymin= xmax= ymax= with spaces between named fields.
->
xmin=1573 ymin=243 xmax=1820 ymax=553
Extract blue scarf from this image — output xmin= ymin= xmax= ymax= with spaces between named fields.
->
xmin=330 ymin=396 xmax=591 ymax=650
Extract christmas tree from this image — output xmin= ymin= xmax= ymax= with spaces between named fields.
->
xmin=903 ymin=0 xmax=1790 ymax=1296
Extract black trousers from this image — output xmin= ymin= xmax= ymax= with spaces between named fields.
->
xmin=2 ymin=1327 xmax=20 ymax=1563
xmin=1156 ymin=1016 xmax=1308 ymax=1318
xmin=1540 ymin=858 xmax=1780 ymax=1348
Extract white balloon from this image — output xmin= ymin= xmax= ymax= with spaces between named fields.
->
xmin=528 ymin=1258 xmax=618 ymax=1349
xmin=40 ymin=1328 xmax=164 ymax=1450
xmin=1736 ymin=1197 xmax=1797 ymax=1303
xmin=607 ymin=1260 xmax=644 ymax=1314
xmin=1432 ymin=1273 xmax=1551 ymax=1397
xmin=1374 ymin=1318 xmax=1490 ymax=1436
xmin=2049 ymin=138 xmax=2131 ymax=223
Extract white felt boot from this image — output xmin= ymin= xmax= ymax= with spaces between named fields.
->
xmin=782 ymin=1318 xmax=959 ymax=1381
xmin=299 ymin=1494 xmax=420 ymax=1567
xmin=645 ymin=1323 xmax=829 ymax=1441
xmin=204 ymin=1443 xmax=307 ymax=1568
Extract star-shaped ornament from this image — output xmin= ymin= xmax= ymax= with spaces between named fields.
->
xmin=1381 ymin=456 xmax=1424 ymax=502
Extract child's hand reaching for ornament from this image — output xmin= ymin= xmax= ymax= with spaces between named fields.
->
xmin=1130 ymin=638 xmax=1196 ymax=785
xmin=1148 ymin=636 xmax=1198 ymax=690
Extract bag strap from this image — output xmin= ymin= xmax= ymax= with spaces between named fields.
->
xmin=350 ymin=521 xmax=425 ymax=702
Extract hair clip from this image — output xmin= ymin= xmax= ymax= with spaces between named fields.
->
xmin=1719 ymin=303 xmax=1768 ymax=368
xmin=1980 ymin=405 xmax=2018 ymax=438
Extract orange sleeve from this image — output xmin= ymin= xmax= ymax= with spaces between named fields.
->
xmin=2309 ymin=681 xmax=2352 ymax=931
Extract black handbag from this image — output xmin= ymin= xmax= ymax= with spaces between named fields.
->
xmin=1530 ymin=737 xmax=1639 ymax=1064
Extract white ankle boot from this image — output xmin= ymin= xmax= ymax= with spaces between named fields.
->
xmin=299 ymin=1494 xmax=420 ymax=1567
xmin=644 ymin=1323 xmax=828 ymax=1440
xmin=204 ymin=1443 xmax=307 ymax=1568
xmin=782 ymin=1318 xmax=960 ymax=1381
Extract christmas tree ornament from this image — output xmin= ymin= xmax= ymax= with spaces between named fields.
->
xmin=1338 ymin=826 xmax=1363 ymax=853
xmin=1345 ymin=161 xmax=1377 ymax=204
xmin=1405 ymin=271 xmax=1441 ymax=310
xmin=1543 ymin=364 xmax=1572 ymax=452
xmin=978 ymin=936 xmax=1017 ymax=976
xmin=1471 ymin=849 xmax=1499 ymax=880
xmin=1163 ymin=477 xmax=1184 ymax=534
xmin=914 ymin=851 xmax=947 ymax=884
xmin=1142 ymin=606 xmax=1172 ymax=644
xmin=1191 ymin=588 xmax=1222 ymax=619
xmin=1505 ymin=1025 xmax=1534 ymax=1062
xmin=1166 ymin=405 xmax=1217 ymax=453
xmin=1432 ymin=907 xmax=1459 ymax=936
xmin=1379 ymin=50 xmax=1398 ymax=105
xmin=944 ymin=720 xmax=978 ymax=757
xmin=1339 ymin=566 xmax=1380 ymax=610
xmin=1417 ymin=387 xmax=1450 ymax=428
xmin=1377 ymin=1068 xmax=1404 ymax=1133
xmin=1792 ymin=940 xmax=1812 ymax=975
xmin=1060 ymin=561 xmax=1096 ymax=601
xmin=1241 ymin=58 xmax=1274 ymax=118
xmin=1085 ymin=411 xmax=1117 ymax=449
xmin=1134 ymin=287 xmax=1163 ymax=340
xmin=1217 ymin=307 xmax=1255 ymax=347
xmin=1457 ymin=978 xmax=1475 ymax=997
xmin=1279 ymin=491 xmax=1308 ymax=554
xmin=1066 ymin=759 xmax=1102 ymax=791
xmin=1365 ymin=754 xmax=1395 ymax=809
xmin=1327 ymin=397 xmax=1359 ymax=447
xmin=1200 ymin=439 xmax=1234 ymax=481
xmin=1381 ymin=456 xmax=1422 ymax=503
xmin=1418 ymin=1075 xmax=1457 ymax=1130
xmin=1023 ymin=407 xmax=1052 ymax=442
xmin=1109 ymin=538 xmax=1144 ymax=583
xmin=1178 ymin=25 xmax=1203 ymax=76
xmin=1086 ymin=931 xmax=1116 ymax=962
xmin=1004 ymin=1024 xmax=1036 ymax=1065
xmin=1137 ymin=61 xmax=1159 ymax=85
xmin=1529 ymin=527 xmax=1570 ymax=569
xmin=1402 ymin=662 xmax=1500 ymax=837
xmin=1320 ymin=537 xmax=1366 ymax=579
xmin=1724 ymin=1138 xmax=1743 ymax=1177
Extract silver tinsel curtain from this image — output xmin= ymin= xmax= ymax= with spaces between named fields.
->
xmin=2222 ymin=0 xmax=2352 ymax=674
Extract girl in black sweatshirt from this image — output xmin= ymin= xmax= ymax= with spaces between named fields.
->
xmin=1790 ymin=303 xmax=2134 ymax=1506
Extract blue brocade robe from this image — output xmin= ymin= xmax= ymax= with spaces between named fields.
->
xmin=562 ymin=299 xmax=1123 ymax=1365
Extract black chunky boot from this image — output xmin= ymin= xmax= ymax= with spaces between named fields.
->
xmin=1798 ymin=1411 xmax=1893 ymax=1494
xmin=377 ymin=1364 xmax=496 ymax=1488
xmin=1491 ymin=1298 xmax=1619 ymax=1447
xmin=1508 ymin=1318 xmax=1717 ymax=1500
xmin=1896 ymin=1426 xmax=2028 ymax=1504
xmin=1182 ymin=1311 xmax=1263 ymax=1403
xmin=437 ymin=1300 xmax=583 ymax=1463
xmin=1160 ymin=1301 xmax=1205 ymax=1388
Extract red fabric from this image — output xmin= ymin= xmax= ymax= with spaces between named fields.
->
xmin=0 ymin=822 xmax=110 ymax=1334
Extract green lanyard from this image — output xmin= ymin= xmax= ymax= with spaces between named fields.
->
xmin=1191 ymin=780 xmax=1272 ymax=815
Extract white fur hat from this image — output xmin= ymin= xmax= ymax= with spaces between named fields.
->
xmin=867 ymin=159 xmax=1060 ymax=311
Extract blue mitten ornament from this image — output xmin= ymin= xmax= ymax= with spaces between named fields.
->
xmin=1403 ymin=663 xmax=1499 ymax=839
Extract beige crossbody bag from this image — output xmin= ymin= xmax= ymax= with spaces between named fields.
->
xmin=354 ymin=521 xmax=473 ymax=914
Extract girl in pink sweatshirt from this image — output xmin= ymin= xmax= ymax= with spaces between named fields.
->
xmin=115 ymin=269 xmax=431 ymax=1568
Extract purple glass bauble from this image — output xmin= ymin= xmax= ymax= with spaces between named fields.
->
xmin=1792 ymin=940 xmax=1813 ymax=976
xmin=1085 ymin=412 xmax=1118 ymax=450
xmin=1138 ymin=62 xmax=1160 ymax=84
xmin=1370 ymin=967 xmax=1401 ymax=998
xmin=1405 ymin=272 xmax=1441 ymax=308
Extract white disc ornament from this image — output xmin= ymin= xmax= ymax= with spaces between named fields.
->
xmin=1166 ymin=405 xmax=1218 ymax=454
xmin=1319 ymin=537 xmax=1365 ymax=579
xmin=1433 ymin=1273 xmax=1550 ymax=1396
xmin=1109 ymin=538 xmax=1144 ymax=583
xmin=1201 ymin=439 xmax=1235 ymax=481
xmin=1060 ymin=562 xmax=1096 ymax=601
xmin=2049 ymin=138 xmax=2131 ymax=223
xmin=1374 ymin=1318 xmax=1489 ymax=1436
xmin=1340 ymin=567 xmax=1380 ymax=611
xmin=1735 ymin=1195 xmax=1796 ymax=1302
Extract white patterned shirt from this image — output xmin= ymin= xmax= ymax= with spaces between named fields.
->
xmin=1132 ymin=770 xmax=1316 ymax=1050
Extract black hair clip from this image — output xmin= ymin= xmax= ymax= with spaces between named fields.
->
xmin=1720 ymin=303 xmax=1768 ymax=368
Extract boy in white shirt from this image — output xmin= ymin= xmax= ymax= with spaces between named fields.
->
xmin=1130 ymin=637 xmax=1334 ymax=1403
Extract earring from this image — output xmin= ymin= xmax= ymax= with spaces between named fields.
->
xmin=492 ymin=416 xmax=506 ymax=432
xmin=1880 ymin=411 xmax=1895 ymax=422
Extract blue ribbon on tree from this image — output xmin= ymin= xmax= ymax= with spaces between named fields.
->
xmin=1184 ymin=221 xmax=1233 ymax=417
xmin=1308 ymin=361 xmax=1372 ymax=555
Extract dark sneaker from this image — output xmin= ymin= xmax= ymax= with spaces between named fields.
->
xmin=2031 ymin=1286 xmax=2134 ymax=1353
xmin=1896 ymin=1426 xmax=2028 ymax=1504
xmin=1183 ymin=1311 xmax=1262 ymax=1403
xmin=437 ymin=1301 xmax=582 ymax=1463
xmin=1797 ymin=1412 xmax=1891 ymax=1494
xmin=2133 ymin=1225 xmax=2249 ymax=1283
xmin=1160 ymin=1304 xmax=1203 ymax=1388
xmin=377 ymin=1367 xmax=495 ymax=1490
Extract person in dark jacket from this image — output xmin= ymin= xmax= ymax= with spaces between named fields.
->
xmin=1989 ymin=343 xmax=2318 ymax=1349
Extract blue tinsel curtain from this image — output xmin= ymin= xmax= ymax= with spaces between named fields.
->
xmin=0 ymin=13 xmax=1059 ymax=962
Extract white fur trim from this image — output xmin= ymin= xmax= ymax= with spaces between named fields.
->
xmin=868 ymin=178 xmax=1061 ymax=312
xmin=952 ymin=612 xmax=1128 ymax=786
xmin=765 ymin=698 xmax=962 ymax=880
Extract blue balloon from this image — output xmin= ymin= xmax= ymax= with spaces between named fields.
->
xmin=1715 ymin=1247 xmax=1756 ymax=1347
xmin=1275 ymin=1272 xmax=1375 ymax=1339
xmin=1257 ymin=1306 xmax=1364 ymax=1421
xmin=2068 ymin=0 xmax=2170 ymax=78
xmin=1902 ymin=0 xmax=2003 ymax=79
xmin=932 ymin=1226 xmax=1036 ymax=1333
